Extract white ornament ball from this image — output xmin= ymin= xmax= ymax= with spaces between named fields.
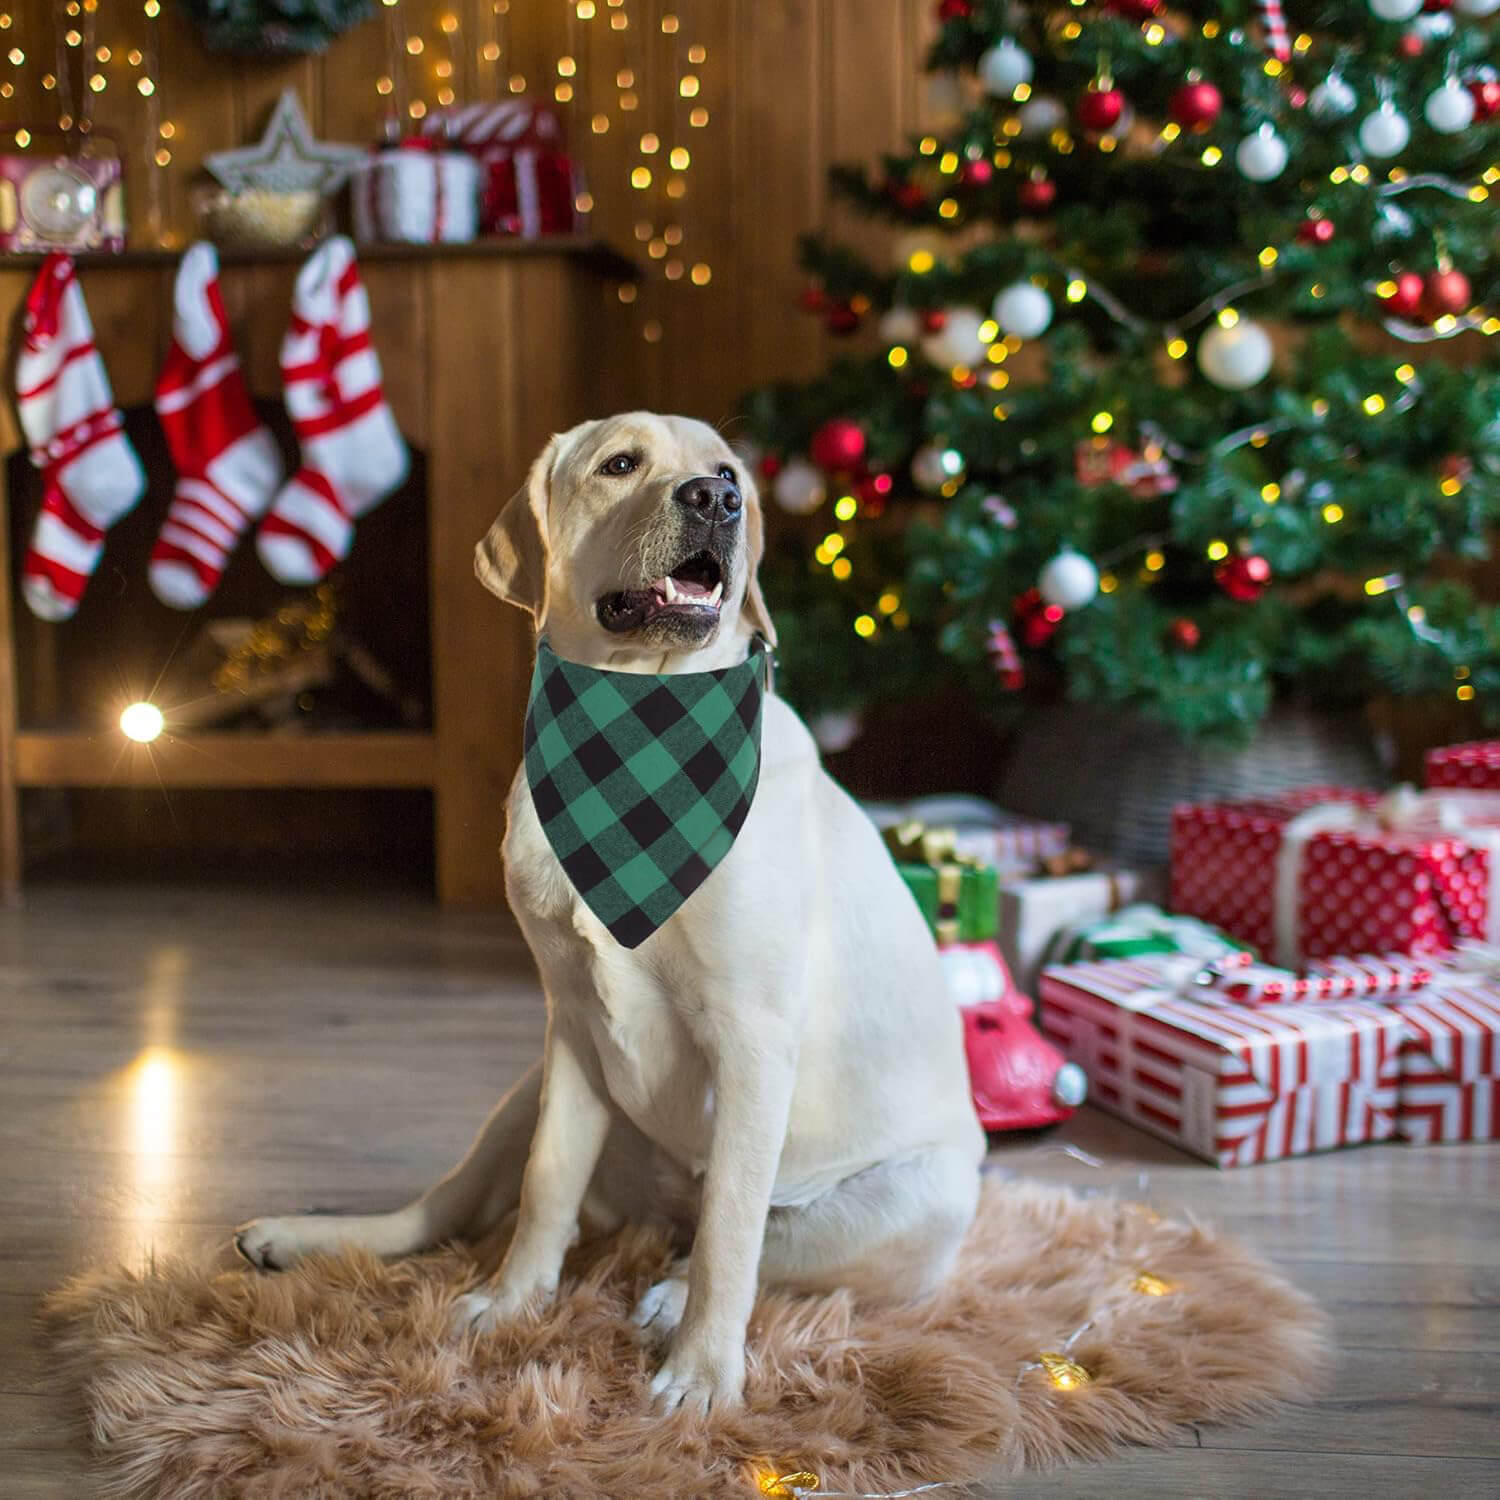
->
xmin=992 ymin=281 xmax=1053 ymax=339
xmin=911 ymin=443 xmax=965 ymax=493
xmin=1017 ymin=95 xmax=1067 ymax=137
xmin=1197 ymin=318 xmax=1274 ymax=390
xmin=1235 ymin=125 xmax=1289 ymax=182
xmin=1368 ymin=0 xmax=1421 ymax=19
xmin=1413 ymin=11 xmax=1455 ymax=37
xmin=1309 ymin=75 xmax=1357 ymax=120
xmin=1037 ymin=548 xmax=1100 ymax=612
xmin=921 ymin=305 xmax=990 ymax=368
xmin=1358 ymin=105 xmax=1410 ymax=158
xmin=1424 ymin=81 xmax=1476 ymax=134
xmin=1455 ymin=0 xmax=1499 ymax=14
xmin=978 ymin=39 xmax=1033 ymax=97
xmin=878 ymin=305 xmax=923 ymax=345
xmin=772 ymin=458 xmax=826 ymax=516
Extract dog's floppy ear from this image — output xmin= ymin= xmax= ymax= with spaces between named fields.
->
xmin=739 ymin=471 xmax=778 ymax=648
xmin=475 ymin=438 xmax=556 ymax=621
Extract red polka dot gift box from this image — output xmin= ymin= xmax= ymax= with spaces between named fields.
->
xmin=1426 ymin=741 xmax=1500 ymax=792
xmin=1038 ymin=955 xmax=1404 ymax=1167
xmin=1169 ymin=786 xmax=1500 ymax=968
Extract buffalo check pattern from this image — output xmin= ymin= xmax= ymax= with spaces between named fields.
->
xmin=524 ymin=637 xmax=767 ymax=948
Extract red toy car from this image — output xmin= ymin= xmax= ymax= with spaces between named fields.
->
xmin=938 ymin=941 xmax=1087 ymax=1132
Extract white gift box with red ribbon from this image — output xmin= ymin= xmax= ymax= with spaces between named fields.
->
xmin=1039 ymin=954 xmax=1404 ymax=1167
xmin=351 ymin=141 xmax=480 ymax=245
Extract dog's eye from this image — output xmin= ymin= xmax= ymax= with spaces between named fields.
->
xmin=716 ymin=464 xmax=737 ymax=484
xmin=600 ymin=452 xmax=638 ymax=476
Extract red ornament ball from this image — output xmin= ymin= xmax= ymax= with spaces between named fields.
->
xmin=960 ymin=157 xmax=994 ymax=187
xmin=856 ymin=472 xmax=893 ymax=516
xmin=1425 ymin=268 xmax=1472 ymax=317
xmin=1287 ymin=86 xmax=1308 ymax=110
xmin=1297 ymin=216 xmax=1335 ymax=244
xmin=1107 ymin=0 xmax=1162 ymax=16
xmin=1018 ymin=175 xmax=1056 ymax=212
xmin=809 ymin=418 xmax=868 ymax=473
xmin=1472 ymin=81 xmax=1500 ymax=122
xmin=826 ymin=301 xmax=861 ymax=335
xmin=1398 ymin=33 xmax=1424 ymax=58
xmin=1423 ymin=0 xmax=1453 ymax=10
xmin=798 ymin=285 xmax=828 ymax=314
xmin=1077 ymin=86 xmax=1125 ymax=134
xmin=758 ymin=454 xmax=783 ymax=480
xmin=1169 ymin=80 xmax=1222 ymax=130
xmin=936 ymin=0 xmax=971 ymax=18
xmin=1015 ymin=588 xmax=1065 ymax=648
xmin=1439 ymin=453 xmax=1473 ymax=486
xmin=889 ymin=180 xmax=927 ymax=213
xmin=921 ymin=308 xmax=948 ymax=333
xmin=1167 ymin=617 xmax=1202 ymax=651
xmin=1216 ymin=554 xmax=1272 ymax=602
xmin=1381 ymin=271 xmax=1426 ymax=319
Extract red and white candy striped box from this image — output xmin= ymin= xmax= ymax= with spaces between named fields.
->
xmin=1426 ymin=741 xmax=1500 ymax=791
xmin=1039 ymin=956 xmax=1403 ymax=1167
xmin=1170 ymin=787 xmax=1497 ymax=964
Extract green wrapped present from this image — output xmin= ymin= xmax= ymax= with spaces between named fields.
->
xmin=882 ymin=820 xmax=999 ymax=946
xmin=1042 ymin=902 xmax=1250 ymax=969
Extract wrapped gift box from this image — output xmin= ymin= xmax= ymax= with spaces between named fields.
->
xmin=1426 ymin=741 xmax=1500 ymax=791
xmin=898 ymin=859 xmax=998 ymax=945
xmin=1039 ymin=956 xmax=1404 ymax=1166
xmin=998 ymin=872 xmax=1156 ymax=993
xmin=1170 ymin=786 xmax=1499 ymax=965
xmin=864 ymin=794 xmax=1069 ymax=880
xmin=351 ymin=143 xmax=480 ymax=244
xmin=1389 ymin=952 xmax=1500 ymax=1142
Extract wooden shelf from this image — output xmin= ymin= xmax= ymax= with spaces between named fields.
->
xmin=0 ymin=236 xmax=639 ymax=281
xmin=13 ymin=731 xmax=435 ymax=790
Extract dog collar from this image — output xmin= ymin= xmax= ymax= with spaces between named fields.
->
xmin=523 ymin=637 xmax=768 ymax=948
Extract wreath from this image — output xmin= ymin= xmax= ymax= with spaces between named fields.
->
xmin=175 ymin=0 xmax=374 ymax=57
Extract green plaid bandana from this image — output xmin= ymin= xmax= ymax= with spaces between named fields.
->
xmin=523 ymin=638 xmax=767 ymax=948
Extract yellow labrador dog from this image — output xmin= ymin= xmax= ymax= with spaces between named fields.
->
xmin=238 ymin=413 xmax=984 ymax=1413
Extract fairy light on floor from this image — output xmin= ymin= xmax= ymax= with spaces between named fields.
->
xmin=120 ymin=702 xmax=165 ymax=743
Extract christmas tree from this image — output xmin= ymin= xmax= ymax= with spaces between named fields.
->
xmin=741 ymin=0 xmax=1500 ymax=744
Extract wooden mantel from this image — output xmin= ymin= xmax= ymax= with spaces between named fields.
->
xmin=0 ymin=238 xmax=635 ymax=908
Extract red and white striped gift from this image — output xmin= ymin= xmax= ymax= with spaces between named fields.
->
xmin=1214 ymin=954 xmax=1435 ymax=1008
xmin=1390 ymin=949 xmax=1500 ymax=1142
xmin=1039 ymin=956 xmax=1403 ymax=1167
xmin=1426 ymin=741 xmax=1500 ymax=792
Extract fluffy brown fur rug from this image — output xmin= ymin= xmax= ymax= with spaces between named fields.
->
xmin=44 ymin=1179 xmax=1329 ymax=1499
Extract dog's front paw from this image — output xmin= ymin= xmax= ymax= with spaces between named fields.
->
xmin=649 ymin=1332 xmax=745 ymax=1415
xmin=630 ymin=1270 xmax=689 ymax=1342
xmin=450 ymin=1277 xmax=554 ymax=1337
xmin=234 ymin=1217 xmax=307 ymax=1271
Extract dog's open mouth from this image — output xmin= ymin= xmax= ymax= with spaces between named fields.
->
xmin=597 ymin=551 xmax=726 ymax=633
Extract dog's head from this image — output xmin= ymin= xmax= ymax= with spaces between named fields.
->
xmin=475 ymin=412 xmax=776 ymax=665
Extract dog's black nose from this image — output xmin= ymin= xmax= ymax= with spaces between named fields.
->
xmin=674 ymin=475 xmax=742 ymax=525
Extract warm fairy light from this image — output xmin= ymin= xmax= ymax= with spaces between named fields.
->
xmin=1456 ymin=665 xmax=1471 ymax=680
xmin=1202 ymin=19 xmax=1220 ymax=35
xmin=591 ymin=113 xmax=608 ymax=132
xmin=439 ymin=86 xmax=456 ymax=105
xmin=121 ymin=702 xmax=165 ymax=743
xmin=617 ymin=67 xmax=634 ymax=87
xmin=663 ymin=225 xmax=683 ymax=246
xmin=577 ymin=0 xmax=594 ymax=14
xmin=1166 ymin=338 xmax=1187 ymax=360
xmin=647 ymin=238 xmax=666 ymax=258
xmin=1201 ymin=146 xmax=1222 ymax=166
xmin=690 ymin=263 xmax=710 ymax=285
xmin=88 ymin=71 xmax=105 ymax=90
xmin=664 ymin=260 xmax=684 ymax=281
xmin=665 ymin=177 xmax=685 ymax=198
xmin=137 ymin=76 xmax=154 ymax=95
xmin=1365 ymin=576 xmax=1395 ymax=596
xmin=1066 ymin=279 xmax=1086 ymax=303
xmin=878 ymin=591 xmax=900 ymax=614
xmin=1440 ymin=475 xmax=1463 ymax=497
xmin=1062 ymin=20 xmax=1081 ymax=38
xmin=888 ymin=346 xmax=909 ymax=368
xmin=834 ymin=496 xmax=857 ymax=522
xmin=977 ymin=319 xmax=999 ymax=343
xmin=435 ymin=59 xmax=452 ymax=77
xmin=854 ymin=614 xmax=876 ymax=638
xmin=689 ymin=106 xmax=708 ymax=127
xmin=660 ymin=12 xmax=678 ymax=31
xmin=908 ymin=249 xmax=934 ymax=274
xmin=939 ymin=150 xmax=959 ymax=174
xmin=574 ymin=191 xmax=593 ymax=213
xmin=678 ymin=73 xmax=699 ymax=97
xmin=1144 ymin=551 xmax=1165 ymax=572
xmin=1217 ymin=307 xmax=1240 ymax=329
xmin=154 ymin=147 xmax=170 ymax=166
xmin=938 ymin=197 xmax=959 ymax=219
xmin=640 ymin=132 xmax=659 ymax=153
xmin=688 ymin=44 xmax=705 ymax=63
xmin=831 ymin=557 xmax=852 ymax=580
xmin=1091 ymin=411 xmax=1113 ymax=434
xmin=919 ymin=135 xmax=937 ymax=155
xmin=6 ymin=45 xmax=19 ymax=62
xmin=617 ymin=284 xmax=637 ymax=303
xmin=1258 ymin=246 xmax=1277 ymax=269
xmin=1458 ymin=684 xmax=1476 ymax=702
xmin=1264 ymin=58 xmax=1283 ymax=77
xmin=1013 ymin=81 xmax=1030 ymax=101
xmin=65 ymin=27 xmax=81 ymax=44
xmin=377 ymin=75 xmax=393 ymax=94
xmin=406 ymin=36 xmax=423 ymax=53
xmin=1322 ymin=503 xmax=1344 ymax=523
xmin=482 ymin=41 xmax=500 ymax=60
xmin=1295 ymin=32 xmax=1312 ymax=52
xmin=1351 ymin=165 xmax=1370 ymax=185
xmin=610 ymin=9 xmax=627 ymax=27
xmin=143 ymin=0 xmax=160 ymax=14
xmin=557 ymin=54 xmax=576 ymax=76
xmin=759 ymin=1472 xmax=820 ymax=1498
xmin=1394 ymin=364 xmax=1416 ymax=384
xmin=643 ymin=320 xmax=663 ymax=342
xmin=992 ymin=404 xmax=1009 ymax=421
xmin=1363 ymin=394 xmax=1386 ymax=416
xmin=0 ymin=13 xmax=9 ymax=26
xmin=1407 ymin=605 xmax=1426 ymax=624
xmin=631 ymin=166 xmax=652 ymax=188
xmin=822 ymin=532 xmax=846 ymax=558
xmin=988 ymin=369 xmax=1009 ymax=390
xmin=1040 ymin=1353 xmax=1091 ymax=1390
xmin=409 ymin=100 xmax=427 ymax=118
xmin=1099 ymin=572 xmax=1118 ymax=593
xmin=1206 ymin=539 xmax=1229 ymax=562
xmin=1160 ymin=122 xmax=1181 ymax=143
xmin=1131 ymin=1271 xmax=1172 ymax=1297
xmin=618 ymin=90 xmax=637 ymax=108
xmin=1434 ymin=314 xmax=1458 ymax=334
xmin=669 ymin=147 xmax=690 ymax=169
xmin=1261 ymin=483 xmax=1280 ymax=503
xmin=1311 ymin=398 xmax=1330 ymax=417
xmin=1145 ymin=22 xmax=1164 ymax=44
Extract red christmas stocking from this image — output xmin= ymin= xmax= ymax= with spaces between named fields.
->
xmin=256 ymin=237 xmax=408 ymax=583
xmin=150 ymin=243 xmax=284 ymax=609
xmin=15 ymin=253 xmax=145 ymax=620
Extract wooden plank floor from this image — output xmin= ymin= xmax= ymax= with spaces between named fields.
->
xmin=1 ymin=883 xmax=1496 ymax=1498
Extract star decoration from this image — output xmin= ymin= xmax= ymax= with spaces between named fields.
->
xmin=205 ymin=89 xmax=364 ymax=197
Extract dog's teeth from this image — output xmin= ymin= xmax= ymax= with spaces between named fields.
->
xmin=708 ymin=583 xmax=723 ymax=606
xmin=664 ymin=577 xmax=679 ymax=604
